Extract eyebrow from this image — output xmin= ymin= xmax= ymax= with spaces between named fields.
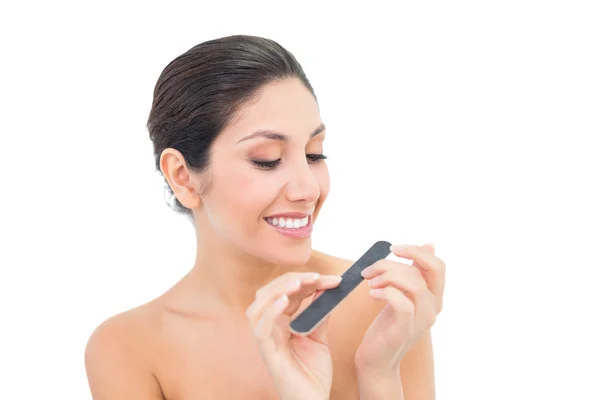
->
xmin=237 ymin=122 xmax=326 ymax=143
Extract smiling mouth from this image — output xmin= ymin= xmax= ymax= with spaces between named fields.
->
xmin=265 ymin=215 xmax=311 ymax=229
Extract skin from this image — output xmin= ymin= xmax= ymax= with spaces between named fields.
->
xmin=84 ymin=78 xmax=442 ymax=399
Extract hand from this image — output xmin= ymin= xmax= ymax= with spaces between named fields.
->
xmin=245 ymin=272 xmax=343 ymax=400
xmin=354 ymin=243 xmax=446 ymax=373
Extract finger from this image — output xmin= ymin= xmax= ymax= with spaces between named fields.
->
xmin=369 ymin=286 xmax=415 ymax=315
xmin=390 ymin=244 xmax=445 ymax=297
xmin=284 ymin=276 xmax=342 ymax=317
xmin=368 ymin=264 xmax=439 ymax=324
xmin=367 ymin=264 xmax=431 ymax=304
xmin=415 ymin=244 xmax=435 ymax=276
xmin=253 ymin=293 xmax=290 ymax=341
xmin=255 ymin=272 xmax=342 ymax=301
xmin=370 ymin=286 xmax=437 ymax=331
xmin=291 ymin=275 xmax=343 ymax=298
xmin=361 ymin=259 xmax=408 ymax=279
xmin=414 ymin=244 xmax=434 ymax=280
xmin=390 ymin=244 xmax=443 ymax=273
xmin=423 ymin=242 xmax=435 ymax=254
xmin=246 ymin=274 xmax=342 ymax=325
xmin=254 ymin=271 xmax=320 ymax=299
xmin=246 ymin=278 xmax=302 ymax=326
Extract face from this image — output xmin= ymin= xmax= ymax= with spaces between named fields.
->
xmin=196 ymin=78 xmax=330 ymax=266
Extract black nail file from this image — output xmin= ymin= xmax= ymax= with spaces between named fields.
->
xmin=289 ymin=240 xmax=392 ymax=336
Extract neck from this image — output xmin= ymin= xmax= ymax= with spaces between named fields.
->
xmin=186 ymin=231 xmax=316 ymax=316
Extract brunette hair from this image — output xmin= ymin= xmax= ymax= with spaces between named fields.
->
xmin=147 ymin=35 xmax=317 ymax=218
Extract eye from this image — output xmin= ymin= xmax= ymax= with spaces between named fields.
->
xmin=251 ymin=154 xmax=327 ymax=170
xmin=306 ymin=153 xmax=327 ymax=163
xmin=252 ymin=159 xmax=281 ymax=170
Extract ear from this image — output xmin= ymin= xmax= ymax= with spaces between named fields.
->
xmin=159 ymin=148 xmax=203 ymax=210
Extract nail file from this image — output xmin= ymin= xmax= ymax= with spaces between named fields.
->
xmin=289 ymin=240 xmax=392 ymax=336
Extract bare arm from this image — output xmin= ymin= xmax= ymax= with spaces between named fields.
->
xmin=399 ymin=328 xmax=435 ymax=400
xmin=356 ymin=329 xmax=434 ymax=400
xmin=84 ymin=315 xmax=165 ymax=400
xmin=356 ymin=368 xmax=405 ymax=400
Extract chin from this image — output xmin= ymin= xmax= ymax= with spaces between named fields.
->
xmin=259 ymin=241 xmax=313 ymax=267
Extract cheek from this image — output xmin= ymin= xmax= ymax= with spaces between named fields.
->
xmin=232 ymin=171 xmax=253 ymax=192
xmin=311 ymin=165 xmax=330 ymax=223
xmin=221 ymin=168 xmax=276 ymax=214
xmin=316 ymin=164 xmax=330 ymax=199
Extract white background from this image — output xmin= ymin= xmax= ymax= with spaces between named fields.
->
xmin=1 ymin=1 xmax=599 ymax=399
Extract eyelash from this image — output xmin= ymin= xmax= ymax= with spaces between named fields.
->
xmin=252 ymin=154 xmax=328 ymax=170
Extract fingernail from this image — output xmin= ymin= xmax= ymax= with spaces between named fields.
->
xmin=321 ymin=275 xmax=342 ymax=284
xmin=287 ymin=279 xmax=301 ymax=290
xmin=391 ymin=244 xmax=408 ymax=251
xmin=274 ymin=294 xmax=288 ymax=309
xmin=303 ymin=272 xmax=320 ymax=282
xmin=368 ymin=275 xmax=382 ymax=287
xmin=369 ymin=288 xmax=386 ymax=299
xmin=361 ymin=266 xmax=373 ymax=277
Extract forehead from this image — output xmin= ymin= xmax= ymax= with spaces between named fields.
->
xmin=221 ymin=79 xmax=322 ymax=144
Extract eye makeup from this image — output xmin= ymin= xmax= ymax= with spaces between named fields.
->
xmin=251 ymin=153 xmax=327 ymax=170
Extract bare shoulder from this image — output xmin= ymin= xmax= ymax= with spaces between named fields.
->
xmin=85 ymin=303 xmax=165 ymax=399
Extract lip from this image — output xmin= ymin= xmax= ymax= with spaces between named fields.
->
xmin=265 ymin=214 xmax=313 ymax=239
xmin=265 ymin=211 xmax=313 ymax=219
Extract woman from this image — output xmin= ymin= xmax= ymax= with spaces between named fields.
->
xmin=85 ymin=34 xmax=446 ymax=399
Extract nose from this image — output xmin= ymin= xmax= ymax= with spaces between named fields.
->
xmin=284 ymin=160 xmax=321 ymax=204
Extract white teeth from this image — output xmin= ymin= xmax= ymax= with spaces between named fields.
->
xmin=266 ymin=215 xmax=310 ymax=229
